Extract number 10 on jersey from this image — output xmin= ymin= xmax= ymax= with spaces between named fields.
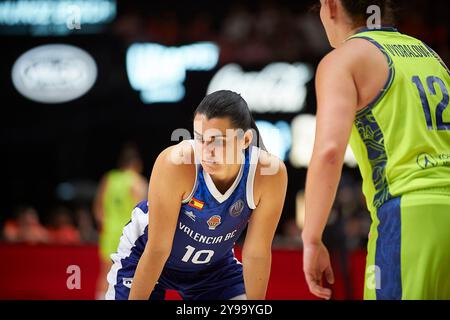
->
xmin=182 ymin=245 xmax=215 ymax=264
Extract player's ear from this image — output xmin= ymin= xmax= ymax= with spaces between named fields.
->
xmin=243 ymin=129 xmax=253 ymax=149
xmin=325 ymin=0 xmax=338 ymax=19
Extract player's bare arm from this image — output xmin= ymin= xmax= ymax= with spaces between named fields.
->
xmin=128 ymin=143 xmax=195 ymax=299
xmin=302 ymin=47 xmax=358 ymax=300
xmin=242 ymin=153 xmax=287 ymax=299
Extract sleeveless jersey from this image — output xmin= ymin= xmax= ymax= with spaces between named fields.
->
xmin=112 ymin=141 xmax=261 ymax=272
xmin=347 ymin=27 xmax=450 ymax=215
xmin=102 ymin=169 xmax=137 ymax=236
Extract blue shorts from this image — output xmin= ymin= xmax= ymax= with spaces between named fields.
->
xmin=108 ymin=255 xmax=246 ymax=300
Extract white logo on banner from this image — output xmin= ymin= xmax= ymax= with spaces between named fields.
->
xmin=126 ymin=42 xmax=219 ymax=103
xmin=255 ymin=120 xmax=292 ymax=161
xmin=12 ymin=44 xmax=97 ymax=103
xmin=0 ymin=0 xmax=116 ymax=26
xmin=207 ymin=62 xmax=313 ymax=113
xmin=289 ymin=114 xmax=357 ymax=168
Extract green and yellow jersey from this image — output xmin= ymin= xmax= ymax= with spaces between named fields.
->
xmin=346 ymin=27 xmax=450 ymax=300
xmin=348 ymin=27 xmax=450 ymax=215
xmin=99 ymin=169 xmax=138 ymax=260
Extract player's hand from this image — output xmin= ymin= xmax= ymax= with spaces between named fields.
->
xmin=303 ymin=241 xmax=334 ymax=300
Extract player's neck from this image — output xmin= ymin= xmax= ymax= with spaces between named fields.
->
xmin=209 ymin=162 xmax=242 ymax=195
xmin=336 ymin=24 xmax=361 ymax=47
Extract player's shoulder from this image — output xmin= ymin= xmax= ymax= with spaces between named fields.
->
xmin=154 ymin=140 xmax=196 ymax=183
xmin=158 ymin=140 xmax=195 ymax=167
xmin=254 ymin=149 xmax=287 ymax=190
xmin=319 ymin=38 xmax=377 ymax=71
xmin=250 ymin=149 xmax=287 ymax=207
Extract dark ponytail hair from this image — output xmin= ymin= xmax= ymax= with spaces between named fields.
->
xmin=194 ymin=90 xmax=266 ymax=151
xmin=340 ymin=0 xmax=394 ymax=26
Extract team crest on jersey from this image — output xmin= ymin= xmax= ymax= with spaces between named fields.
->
xmin=229 ymin=199 xmax=244 ymax=217
xmin=207 ymin=215 xmax=221 ymax=230
xmin=122 ymin=277 xmax=133 ymax=289
xmin=184 ymin=210 xmax=196 ymax=221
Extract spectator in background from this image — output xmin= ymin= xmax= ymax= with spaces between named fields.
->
xmin=2 ymin=206 xmax=48 ymax=244
xmin=47 ymin=206 xmax=80 ymax=245
xmin=344 ymin=185 xmax=371 ymax=251
xmin=279 ymin=218 xmax=303 ymax=249
xmin=185 ymin=11 xmax=216 ymax=42
xmin=322 ymin=174 xmax=355 ymax=301
xmin=93 ymin=142 xmax=148 ymax=299
xmin=75 ymin=206 xmax=98 ymax=244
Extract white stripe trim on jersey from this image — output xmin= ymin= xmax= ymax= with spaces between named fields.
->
xmin=181 ymin=140 xmax=200 ymax=204
xmin=246 ymin=146 xmax=260 ymax=209
xmin=203 ymin=151 xmax=245 ymax=204
xmin=105 ymin=206 xmax=149 ymax=300
xmin=230 ymin=294 xmax=247 ymax=300
xmin=231 ymin=247 xmax=243 ymax=265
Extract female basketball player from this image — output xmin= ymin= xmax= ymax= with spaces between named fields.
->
xmin=106 ymin=90 xmax=288 ymax=300
xmin=303 ymin=0 xmax=450 ymax=300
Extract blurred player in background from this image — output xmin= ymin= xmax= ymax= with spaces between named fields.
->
xmin=303 ymin=0 xmax=450 ymax=300
xmin=94 ymin=143 xmax=148 ymax=299
xmin=106 ymin=90 xmax=287 ymax=300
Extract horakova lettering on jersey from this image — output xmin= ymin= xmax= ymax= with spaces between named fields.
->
xmin=383 ymin=43 xmax=432 ymax=58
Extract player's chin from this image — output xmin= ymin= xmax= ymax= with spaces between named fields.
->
xmin=201 ymin=161 xmax=223 ymax=174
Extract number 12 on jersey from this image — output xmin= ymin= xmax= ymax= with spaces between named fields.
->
xmin=412 ymin=75 xmax=450 ymax=131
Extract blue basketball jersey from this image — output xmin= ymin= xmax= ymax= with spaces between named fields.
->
xmin=166 ymin=141 xmax=260 ymax=271
xmin=108 ymin=141 xmax=260 ymax=278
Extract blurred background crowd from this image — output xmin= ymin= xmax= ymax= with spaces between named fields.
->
xmin=113 ymin=0 xmax=449 ymax=66
xmin=1 ymin=0 xmax=449 ymax=251
xmin=1 ymin=0 xmax=448 ymax=300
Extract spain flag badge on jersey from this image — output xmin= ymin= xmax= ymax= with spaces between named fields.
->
xmin=188 ymin=197 xmax=204 ymax=210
